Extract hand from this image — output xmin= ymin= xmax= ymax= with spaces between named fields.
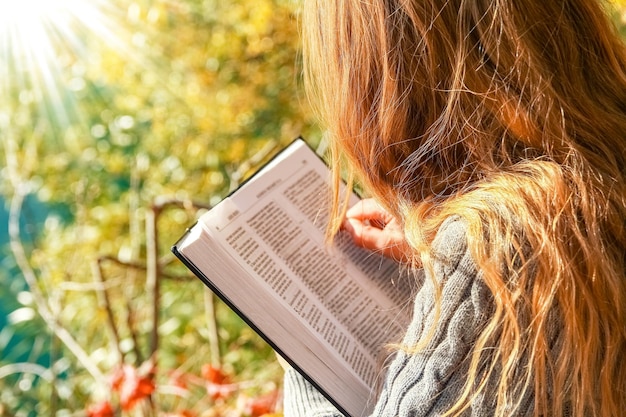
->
xmin=341 ymin=199 xmax=412 ymax=262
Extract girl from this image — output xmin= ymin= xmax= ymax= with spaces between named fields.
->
xmin=283 ymin=0 xmax=626 ymax=416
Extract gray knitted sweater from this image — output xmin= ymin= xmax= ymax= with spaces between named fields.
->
xmin=283 ymin=217 xmax=533 ymax=417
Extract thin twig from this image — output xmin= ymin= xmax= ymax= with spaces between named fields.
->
xmin=203 ymin=289 xmax=221 ymax=367
xmin=125 ymin=298 xmax=144 ymax=365
xmin=145 ymin=204 xmax=160 ymax=414
xmin=3 ymin=125 xmax=105 ymax=393
xmin=151 ymin=197 xmax=224 ymax=368
xmin=50 ymin=331 xmax=59 ymax=415
xmin=0 ymin=363 xmax=53 ymax=381
xmin=152 ymin=196 xmax=212 ymax=212
xmin=146 ymin=205 xmax=160 ymax=359
xmin=228 ymin=140 xmax=279 ymax=192
xmin=8 ymin=189 xmax=104 ymax=382
xmin=97 ymin=255 xmax=187 ymax=281
xmin=92 ymin=259 xmax=124 ymax=363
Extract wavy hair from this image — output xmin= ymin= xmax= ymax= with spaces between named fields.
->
xmin=303 ymin=0 xmax=626 ymax=415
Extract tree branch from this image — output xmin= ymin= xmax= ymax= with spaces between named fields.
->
xmin=204 ymin=289 xmax=221 ymax=367
xmin=8 ymin=188 xmax=105 ymax=382
xmin=92 ymin=259 xmax=124 ymax=363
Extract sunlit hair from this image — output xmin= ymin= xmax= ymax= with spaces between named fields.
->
xmin=303 ymin=0 xmax=626 ymax=416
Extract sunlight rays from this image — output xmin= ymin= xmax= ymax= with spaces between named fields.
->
xmin=0 ymin=0 xmax=131 ymax=135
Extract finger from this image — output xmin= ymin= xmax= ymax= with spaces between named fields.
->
xmin=345 ymin=199 xmax=394 ymax=226
xmin=343 ymin=217 xmax=392 ymax=252
xmin=343 ymin=217 xmax=411 ymax=262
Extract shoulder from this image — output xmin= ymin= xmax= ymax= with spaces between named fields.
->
xmin=375 ymin=217 xmax=497 ymax=416
xmin=428 ymin=216 xmax=477 ymax=279
xmin=433 ymin=216 xmax=468 ymax=247
xmin=405 ymin=216 xmax=493 ymax=346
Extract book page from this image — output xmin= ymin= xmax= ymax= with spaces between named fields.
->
xmin=197 ymin=140 xmax=414 ymax=388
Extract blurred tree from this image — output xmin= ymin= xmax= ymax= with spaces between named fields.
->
xmin=0 ymin=0 xmax=318 ymax=415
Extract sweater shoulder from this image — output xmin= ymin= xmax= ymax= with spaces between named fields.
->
xmin=426 ymin=216 xmax=478 ymax=282
xmin=431 ymin=216 xmax=469 ymax=259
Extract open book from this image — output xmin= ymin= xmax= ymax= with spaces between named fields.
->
xmin=172 ymin=138 xmax=414 ymax=417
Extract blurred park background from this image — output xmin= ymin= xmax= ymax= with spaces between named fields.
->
xmin=1 ymin=1 xmax=626 ymax=416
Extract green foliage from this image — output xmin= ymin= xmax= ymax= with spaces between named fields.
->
xmin=0 ymin=0 xmax=319 ymax=416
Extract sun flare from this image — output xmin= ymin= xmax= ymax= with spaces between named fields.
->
xmin=0 ymin=0 xmax=128 ymax=132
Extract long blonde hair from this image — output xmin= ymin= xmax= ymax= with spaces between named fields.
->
xmin=303 ymin=0 xmax=626 ymax=416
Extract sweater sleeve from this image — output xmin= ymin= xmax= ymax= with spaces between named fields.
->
xmin=283 ymin=217 xmax=496 ymax=417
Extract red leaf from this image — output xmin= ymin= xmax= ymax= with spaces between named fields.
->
xmin=164 ymin=411 xmax=195 ymax=417
xmin=110 ymin=364 xmax=156 ymax=411
xmin=201 ymin=364 xmax=236 ymax=401
xmin=86 ymin=401 xmax=115 ymax=417
xmin=201 ymin=364 xmax=228 ymax=384
xmin=244 ymin=391 xmax=278 ymax=417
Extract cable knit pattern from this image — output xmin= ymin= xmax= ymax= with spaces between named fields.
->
xmin=283 ymin=217 xmax=511 ymax=417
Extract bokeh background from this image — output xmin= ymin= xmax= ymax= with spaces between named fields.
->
xmin=1 ymin=1 xmax=625 ymax=416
